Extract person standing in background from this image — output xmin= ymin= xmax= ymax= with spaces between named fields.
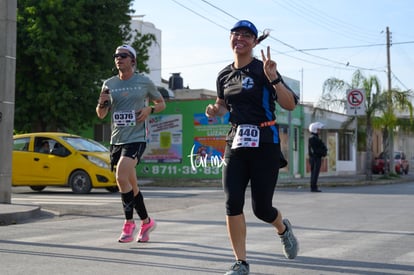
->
xmin=96 ymin=45 xmax=166 ymax=243
xmin=206 ymin=20 xmax=299 ymax=275
xmin=308 ymin=122 xmax=327 ymax=192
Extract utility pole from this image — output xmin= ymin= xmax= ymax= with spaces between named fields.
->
xmin=385 ymin=26 xmax=394 ymax=175
xmin=386 ymin=26 xmax=392 ymax=92
xmin=0 ymin=0 xmax=17 ymax=203
xmin=300 ymin=68 xmax=303 ymax=104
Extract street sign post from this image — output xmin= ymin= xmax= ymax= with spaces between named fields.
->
xmin=346 ymin=89 xmax=366 ymax=116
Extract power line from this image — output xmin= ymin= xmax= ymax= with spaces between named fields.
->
xmin=392 ymin=72 xmax=410 ymax=91
xmin=200 ymin=0 xmax=238 ymax=21
xmin=272 ymin=0 xmax=381 ymax=43
xmin=169 ymin=0 xmax=411 ymax=85
xmin=171 ymin=0 xmax=342 ymax=70
xmin=194 ymin=0 xmax=385 ymax=72
xmin=171 ymin=0 xmax=228 ymax=31
xmin=285 ymin=41 xmax=414 ymax=53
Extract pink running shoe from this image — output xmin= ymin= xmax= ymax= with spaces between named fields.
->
xmin=118 ymin=221 xmax=136 ymax=243
xmin=137 ymin=218 xmax=156 ymax=242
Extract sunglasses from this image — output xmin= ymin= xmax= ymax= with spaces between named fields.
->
xmin=113 ymin=53 xmax=132 ymax=59
xmin=231 ymin=31 xmax=255 ymax=39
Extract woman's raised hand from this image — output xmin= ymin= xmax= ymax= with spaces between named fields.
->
xmin=261 ymin=46 xmax=278 ymax=82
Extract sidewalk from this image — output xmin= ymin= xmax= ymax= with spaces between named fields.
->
xmin=1 ymin=173 xmax=413 ymax=226
xmin=0 ymin=203 xmax=41 ymax=226
xmin=279 ymin=173 xmax=414 ymax=187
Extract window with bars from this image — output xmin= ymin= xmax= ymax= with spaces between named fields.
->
xmin=338 ymin=132 xmax=352 ymax=160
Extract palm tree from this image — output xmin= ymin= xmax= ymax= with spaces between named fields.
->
xmin=374 ymin=88 xmax=413 ymax=175
xmin=319 ymin=70 xmax=382 ymax=180
xmin=320 ymin=70 xmax=413 ymax=178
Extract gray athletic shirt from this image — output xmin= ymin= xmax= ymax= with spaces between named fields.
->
xmin=102 ymin=73 xmax=162 ymax=145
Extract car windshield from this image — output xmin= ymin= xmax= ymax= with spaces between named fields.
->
xmin=62 ymin=137 xmax=108 ymax=152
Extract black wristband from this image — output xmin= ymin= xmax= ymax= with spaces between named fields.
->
xmin=270 ymin=78 xmax=281 ymax=85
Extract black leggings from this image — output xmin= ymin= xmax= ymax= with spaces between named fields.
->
xmin=222 ymin=143 xmax=280 ymax=223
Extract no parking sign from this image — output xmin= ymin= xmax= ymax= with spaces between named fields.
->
xmin=346 ymin=89 xmax=365 ymax=116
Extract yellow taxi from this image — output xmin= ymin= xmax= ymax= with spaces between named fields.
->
xmin=12 ymin=132 xmax=118 ymax=194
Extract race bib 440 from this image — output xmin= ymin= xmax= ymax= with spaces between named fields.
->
xmin=231 ymin=124 xmax=260 ymax=149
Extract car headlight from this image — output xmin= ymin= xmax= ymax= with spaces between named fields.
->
xmin=84 ymin=155 xmax=110 ymax=169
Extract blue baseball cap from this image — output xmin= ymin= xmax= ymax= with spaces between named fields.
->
xmin=230 ymin=20 xmax=258 ymax=37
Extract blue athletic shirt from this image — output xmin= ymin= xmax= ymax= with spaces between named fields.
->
xmin=216 ymin=58 xmax=298 ymax=144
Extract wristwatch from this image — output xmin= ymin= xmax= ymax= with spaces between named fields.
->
xmin=270 ymin=78 xmax=281 ymax=85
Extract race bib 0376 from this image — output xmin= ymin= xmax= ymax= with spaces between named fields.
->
xmin=113 ymin=110 xmax=136 ymax=127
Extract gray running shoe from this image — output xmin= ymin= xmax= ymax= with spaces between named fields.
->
xmin=225 ymin=261 xmax=249 ymax=275
xmin=279 ymin=218 xmax=299 ymax=259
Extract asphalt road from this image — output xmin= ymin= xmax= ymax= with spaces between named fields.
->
xmin=2 ymin=183 xmax=414 ymax=275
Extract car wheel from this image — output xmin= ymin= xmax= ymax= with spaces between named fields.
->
xmin=105 ymin=186 xmax=119 ymax=193
xmin=69 ymin=170 xmax=92 ymax=194
xmin=30 ymin=186 xmax=46 ymax=192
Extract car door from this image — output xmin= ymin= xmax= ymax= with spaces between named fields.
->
xmin=13 ymin=136 xmax=68 ymax=184
xmin=35 ymin=138 xmax=72 ymax=184
xmin=12 ymin=137 xmax=37 ymax=184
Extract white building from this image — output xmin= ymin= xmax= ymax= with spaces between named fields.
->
xmin=130 ymin=15 xmax=162 ymax=86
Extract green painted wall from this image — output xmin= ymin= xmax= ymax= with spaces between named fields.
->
xmin=139 ymin=99 xmax=223 ymax=179
xmin=139 ymin=99 xmax=304 ymax=179
xmin=85 ymin=99 xmax=304 ymax=179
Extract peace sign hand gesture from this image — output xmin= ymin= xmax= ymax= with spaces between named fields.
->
xmin=261 ymin=46 xmax=278 ymax=83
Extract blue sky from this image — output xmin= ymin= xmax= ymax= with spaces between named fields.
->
xmin=133 ymin=0 xmax=414 ymax=104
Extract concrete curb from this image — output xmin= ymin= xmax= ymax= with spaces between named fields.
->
xmin=0 ymin=204 xmax=41 ymax=226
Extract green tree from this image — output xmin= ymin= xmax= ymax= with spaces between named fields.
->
xmin=372 ymin=88 xmax=413 ymax=175
xmin=320 ymin=70 xmax=413 ymax=178
xmin=320 ymin=70 xmax=384 ymax=180
xmin=131 ymin=31 xmax=157 ymax=74
xmin=15 ymin=0 xmax=156 ymax=133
